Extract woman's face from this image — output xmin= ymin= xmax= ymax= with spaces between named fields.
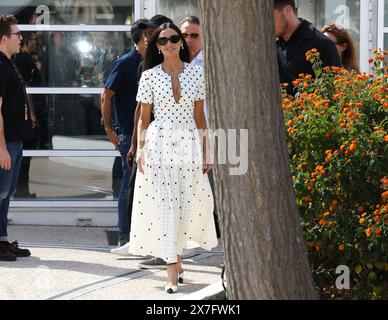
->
xmin=157 ymin=28 xmax=182 ymax=58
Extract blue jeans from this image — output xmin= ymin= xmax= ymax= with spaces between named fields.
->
xmin=117 ymin=134 xmax=132 ymax=240
xmin=0 ymin=142 xmax=23 ymax=240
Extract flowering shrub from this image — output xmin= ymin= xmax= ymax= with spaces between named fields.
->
xmin=282 ymin=49 xmax=388 ymax=299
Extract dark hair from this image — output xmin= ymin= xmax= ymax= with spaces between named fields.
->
xmin=0 ymin=15 xmax=18 ymax=39
xmin=131 ymin=18 xmax=149 ymax=44
xmin=20 ymin=31 xmax=35 ymax=47
xmin=144 ymin=22 xmax=190 ymax=71
xmin=322 ymin=23 xmax=359 ymax=73
xmin=180 ymin=16 xmax=200 ymax=26
xmin=274 ymin=0 xmax=296 ymax=12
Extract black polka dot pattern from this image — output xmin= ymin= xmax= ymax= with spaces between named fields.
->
xmin=128 ymin=63 xmax=218 ymax=263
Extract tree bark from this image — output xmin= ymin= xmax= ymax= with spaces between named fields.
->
xmin=198 ymin=0 xmax=317 ymax=299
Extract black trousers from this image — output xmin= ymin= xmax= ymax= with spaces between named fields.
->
xmin=208 ymin=170 xmax=221 ymax=239
xmin=126 ymin=158 xmax=137 ymax=238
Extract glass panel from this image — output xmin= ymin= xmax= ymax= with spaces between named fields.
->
xmin=13 ymin=156 xmax=121 ymax=200
xmin=385 ymin=33 xmax=388 ymax=49
xmin=15 ymin=31 xmax=131 ymax=88
xmin=297 ymin=0 xmax=361 ymax=62
xmin=156 ymin=0 xmax=198 ymax=25
xmin=1 ymin=0 xmax=134 ymax=25
xmin=385 ymin=0 xmax=388 ymax=27
xmin=24 ymin=94 xmax=115 ymax=150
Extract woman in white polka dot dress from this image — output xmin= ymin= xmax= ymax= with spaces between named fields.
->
xmin=129 ymin=23 xmax=218 ymax=294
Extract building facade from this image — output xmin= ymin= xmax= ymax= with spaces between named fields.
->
xmin=1 ymin=0 xmax=387 ymax=225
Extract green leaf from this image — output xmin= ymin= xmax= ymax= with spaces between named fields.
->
xmin=368 ymin=272 xmax=377 ymax=281
xmin=354 ymin=265 xmax=362 ymax=275
xmin=374 ymin=262 xmax=384 ymax=270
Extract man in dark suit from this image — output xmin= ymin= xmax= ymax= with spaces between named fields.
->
xmin=274 ymin=0 xmax=341 ymax=95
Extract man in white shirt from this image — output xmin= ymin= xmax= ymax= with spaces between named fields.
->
xmin=180 ymin=16 xmax=209 ymax=125
xmin=180 ymin=16 xmax=221 ymax=240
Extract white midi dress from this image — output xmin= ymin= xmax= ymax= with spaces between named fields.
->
xmin=128 ymin=63 xmax=218 ymax=263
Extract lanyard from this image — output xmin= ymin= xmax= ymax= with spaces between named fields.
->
xmin=0 ymin=51 xmax=30 ymax=120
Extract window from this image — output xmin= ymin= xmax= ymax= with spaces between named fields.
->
xmin=1 ymin=0 xmax=134 ymax=25
xmin=297 ymin=0 xmax=361 ymax=63
xmin=155 ymin=0 xmax=198 ymax=25
xmin=2 ymin=1 xmax=135 ymax=203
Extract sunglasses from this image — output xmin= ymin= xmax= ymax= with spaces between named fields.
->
xmin=182 ymin=33 xmax=200 ymax=40
xmin=157 ymin=35 xmax=181 ymax=46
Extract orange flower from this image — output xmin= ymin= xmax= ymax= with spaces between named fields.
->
xmin=380 ymin=177 xmax=388 ymax=185
xmin=323 ymin=212 xmax=330 ymax=218
xmin=338 ymin=244 xmax=345 ymax=252
xmin=293 ymin=80 xmax=301 ymax=86
xmin=373 ymin=216 xmax=381 ymax=223
xmin=365 ymin=228 xmax=372 ymax=237
xmin=384 ymin=135 xmax=388 ymax=142
xmin=359 ymin=218 xmax=366 ymax=225
xmin=375 ymin=228 xmax=382 ymax=236
xmin=382 ymin=191 xmax=388 ymax=200
xmin=319 ymin=219 xmax=326 ymax=227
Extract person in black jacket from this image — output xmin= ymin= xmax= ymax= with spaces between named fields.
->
xmin=274 ymin=0 xmax=341 ymax=95
xmin=0 ymin=15 xmax=33 ymax=261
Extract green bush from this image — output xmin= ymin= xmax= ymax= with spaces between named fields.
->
xmin=282 ymin=49 xmax=388 ymax=299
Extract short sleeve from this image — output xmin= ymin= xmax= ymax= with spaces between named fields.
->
xmin=194 ymin=67 xmax=205 ymax=102
xmin=104 ymin=58 xmax=126 ymax=93
xmin=136 ymin=70 xmax=154 ymax=104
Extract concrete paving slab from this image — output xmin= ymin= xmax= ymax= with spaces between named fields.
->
xmin=0 ymin=226 xmax=224 ymax=300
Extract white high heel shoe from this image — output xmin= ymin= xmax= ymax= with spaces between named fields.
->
xmin=165 ymin=270 xmax=184 ymax=294
xmin=164 ymin=284 xmax=178 ymax=294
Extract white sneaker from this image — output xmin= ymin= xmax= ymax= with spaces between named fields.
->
xmin=110 ymin=242 xmax=132 ymax=256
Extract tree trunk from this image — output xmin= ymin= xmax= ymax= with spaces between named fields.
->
xmin=198 ymin=0 xmax=317 ymax=299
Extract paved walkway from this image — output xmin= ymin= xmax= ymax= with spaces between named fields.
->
xmin=0 ymin=225 xmax=224 ymax=300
